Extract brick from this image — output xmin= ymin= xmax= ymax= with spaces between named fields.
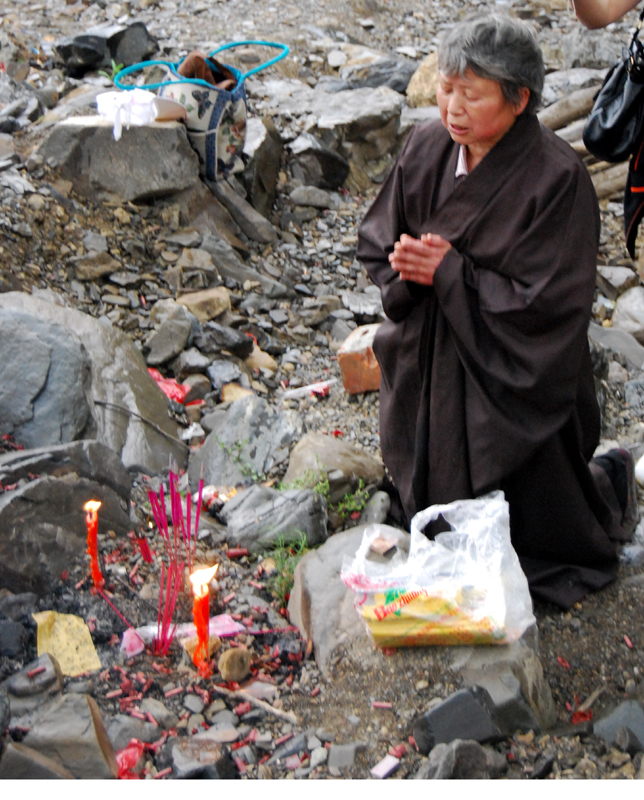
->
xmin=337 ymin=323 xmax=381 ymax=394
xmin=177 ymin=287 xmax=231 ymax=322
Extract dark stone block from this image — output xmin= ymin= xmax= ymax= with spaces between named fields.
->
xmin=412 ymin=687 xmax=502 ymax=756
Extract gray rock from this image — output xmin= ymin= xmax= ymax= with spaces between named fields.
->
xmin=0 ymin=620 xmax=27 ymax=657
xmin=330 ymin=318 xmax=353 ymax=342
xmin=327 ymin=741 xmax=367 ymax=769
xmin=107 ymin=714 xmax=162 ymax=751
xmin=38 ymin=117 xmax=199 ymax=202
xmin=0 ymin=592 xmax=37 ymax=621
xmin=3 ymin=655 xmax=63 ymax=721
xmin=341 ymin=287 xmax=383 ymax=317
xmin=561 ymin=28 xmax=629 ymax=70
xmin=24 ymin=694 xmax=118 ymax=779
xmin=468 ymin=672 xmax=540 ymax=737
xmin=358 ymin=490 xmax=390 ymax=525
xmin=207 ymin=360 xmax=243 ymax=393
xmin=0 ymin=309 xmax=91 ymax=448
xmin=242 ymin=117 xmax=283 ymax=219
xmin=183 ymin=373 xmax=211 ymax=403
xmin=145 ymin=318 xmax=192 ymax=366
xmin=188 ymin=395 xmax=302 ymax=489
xmin=0 ymin=293 xmax=186 ymax=474
xmin=288 ymin=524 xmax=373 ymax=669
xmin=206 ymin=708 xmax=239 ymax=727
xmin=412 ymin=688 xmax=501 ymax=756
xmin=220 ymin=484 xmax=328 ymax=551
xmin=72 ymin=251 xmax=120 ymax=281
xmin=310 ymin=745 xmax=327 ymax=768
xmin=414 ymin=739 xmax=493 ymax=780
xmin=588 ymin=321 xmax=644 ymax=371
xmin=594 ymin=701 xmax=644 ymax=747
xmin=0 ymin=442 xmax=131 ymax=595
xmin=0 ymin=440 xmax=131 ymax=502
xmin=290 ymin=185 xmax=339 ymax=209
xmin=83 ymin=232 xmax=108 ymax=253
xmin=282 ymin=431 xmax=384 ymax=503
xmin=267 ymin=732 xmax=307 ymax=765
xmin=184 ymin=694 xmax=205 ymax=715
xmin=171 ymin=738 xmax=236 ymax=779
xmin=198 ymin=726 xmax=239 ymax=743
xmin=55 ymin=21 xmax=157 ymax=75
xmin=194 ymin=321 xmax=254 ymax=359
xmin=171 ymin=347 xmax=212 ymax=380
xmin=614 ymin=725 xmax=644 ymax=756
xmin=140 ymin=698 xmax=178 ymax=730
xmin=0 ymin=741 xmax=76 ymax=779
xmin=341 ymin=55 xmax=416 ymax=93
xmin=289 ymin=132 xmax=350 ymax=189
xmin=205 ymin=178 xmax=278 ymax=244
xmin=200 ymin=233 xmax=287 ymax=298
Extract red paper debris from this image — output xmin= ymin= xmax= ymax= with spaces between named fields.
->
xmin=557 ymin=656 xmax=571 ymax=669
xmin=389 ymin=744 xmax=406 ymax=759
xmin=625 ymin=635 xmax=634 ymax=649
xmin=571 ymin=709 xmax=593 ymax=724
xmin=116 ymin=738 xmax=146 ymax=779
xmin=147 ymin=368 xmax=189 ymax=404
xmin=233 ymin=702 xmax=252 ymax=716
xmin=331 ymin=429 xmax=344 ymax=437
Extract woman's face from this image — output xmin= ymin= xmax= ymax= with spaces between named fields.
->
xmin=437 ymin=69 xmax=529 ymax=158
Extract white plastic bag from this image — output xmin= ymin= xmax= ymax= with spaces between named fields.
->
xmin=340 ymin=491 xmax=535 ymax=647
xmin=96 ymin=88 xmax=187 ymax=141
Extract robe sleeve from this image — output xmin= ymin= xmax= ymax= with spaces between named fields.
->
xmin=357 ymin=127 xmax=431 ymax=322
xmin=433 ymin=164 xmax=600 ymax=425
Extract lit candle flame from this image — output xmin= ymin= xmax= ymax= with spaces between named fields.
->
xmin=189 ymin=565 xmax=218 ymax=598
xmin=84 ymin=500 xmax=102 ymax=513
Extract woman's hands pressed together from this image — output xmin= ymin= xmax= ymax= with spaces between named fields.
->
xmin=388 ymin=233 xmax=453 ymax=286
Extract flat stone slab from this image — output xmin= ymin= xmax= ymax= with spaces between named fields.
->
xmin=288 ymin=525 xmax=556 ymax=730
xmin=38 ymin=117 xmax=199 ymax=202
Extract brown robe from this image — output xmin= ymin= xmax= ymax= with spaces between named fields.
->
xmin=357 ymin=112 xmax=623 ymax=609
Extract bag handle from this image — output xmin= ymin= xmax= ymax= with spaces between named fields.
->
xmin=114 ymin=41 xmax=288 ymax=92
xmin=208 ymin=40 xmax=289 ymax=79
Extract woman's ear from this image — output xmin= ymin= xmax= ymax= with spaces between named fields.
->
xmin=514 ymin=87 xmax=530 ymax=116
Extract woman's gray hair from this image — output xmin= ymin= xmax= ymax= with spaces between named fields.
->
xmin=438 ymin=14 xmax=544 ymax=115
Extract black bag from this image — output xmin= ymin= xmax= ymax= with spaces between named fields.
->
xmin=583 ymin=9 xmax=644 ymax=163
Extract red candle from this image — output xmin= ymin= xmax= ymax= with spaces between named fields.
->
xmin=189 ymin=565 xmax=218 ymax=678
xmin=84 ymin=500 xmax=104 ymax=590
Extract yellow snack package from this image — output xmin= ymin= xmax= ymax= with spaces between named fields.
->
xmin=341 ymin=492 xmax=535 ymax=648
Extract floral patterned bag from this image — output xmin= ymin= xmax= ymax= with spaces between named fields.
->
xmin=114 ymin=41 xmax=289 ymax=181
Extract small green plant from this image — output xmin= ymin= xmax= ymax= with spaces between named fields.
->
xmin=98 ymin=59 xmax=125 ymax=81
xmin=214 ymin=435 xmax=265 ymax=481
xmin=267 ymin=532 xmax=309 ymax=608
xmin=334 ymin=478 xmax=369 ymax=520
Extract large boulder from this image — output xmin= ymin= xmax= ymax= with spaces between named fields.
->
xmin=23 ymin=694 xmax=118 ymax=779
xmin=219 ymin=484 xmax=328 ymax=551
xmin=38 ymin=117 xmax=199 ymax=202
xmin=0 ymin=293 xmax=186 ymax=473
xmin=0 ymin=309 xmax=91 ymax=448
xmin=281 ymin=431 xmax=384 ymax=502
xmin=0 ymin=440 xmax=131 ymax=595
xmin=241 ymin=117 xmax=283 ymax=219
xmin=188 ymin=395 xmax=302 ymax=490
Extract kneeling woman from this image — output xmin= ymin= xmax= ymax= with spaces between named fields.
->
xmin=357 ymin=14 xmax=635 ymax=609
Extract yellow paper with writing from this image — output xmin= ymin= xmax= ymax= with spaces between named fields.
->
xmin=32 ymin=611 xmax=102 ymax=676
xmin=358 ymin=588 xmax=506 ymax=648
